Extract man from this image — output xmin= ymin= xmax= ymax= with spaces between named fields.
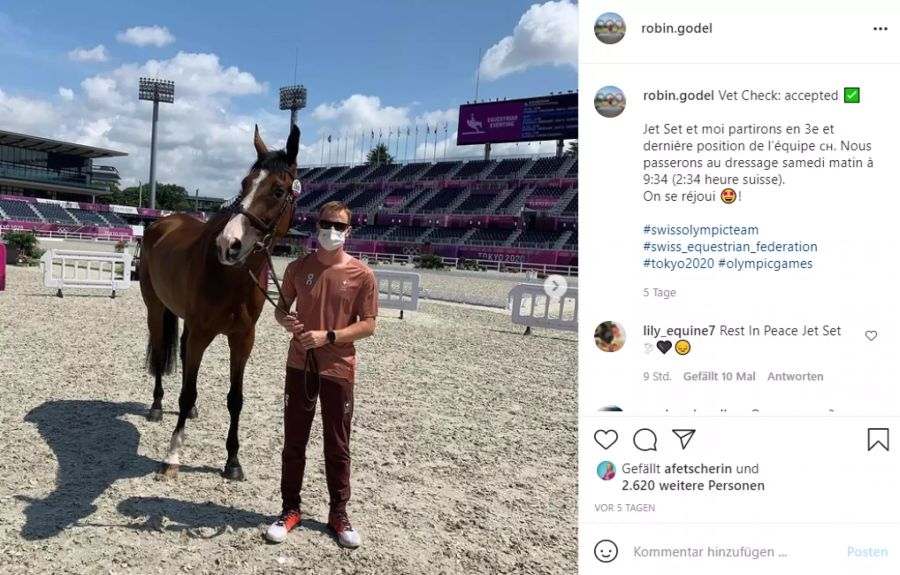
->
xmin=266 ymin=201 xmax=378 ymax=547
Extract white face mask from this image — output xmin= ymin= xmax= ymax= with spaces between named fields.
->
xmin=318 ymin=227 xmax=346 ymax=251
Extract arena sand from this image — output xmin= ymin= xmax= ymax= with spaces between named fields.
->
xmin=0 ymin=264 xmax=575 ymax=574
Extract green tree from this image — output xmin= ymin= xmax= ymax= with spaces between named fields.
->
xmin=97 ymin=183 xmax=192 ymax=210
xmin=153 ymin=184 xmax=193 ymax=211
xmin=366 ymin=143 xmax=394 ymax=166
xmin=564 ymin=141 xmax=578 ymax=158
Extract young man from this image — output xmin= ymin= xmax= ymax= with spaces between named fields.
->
xmin=266 ymin=201 xmax=378 ymax=547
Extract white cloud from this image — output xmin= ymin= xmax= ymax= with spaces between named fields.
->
xmin=0 ymin=88 xmax=62 ymax=134
xmin=312 ymin=95 xmax=410 ymax=133
xmin=68 ymin=44 xmax=108 ymax=62
xmin=116 ymin=26 xmax=175 ymax=47
xmin=479 ymin=0 xmax=577 ymax=81
xmin=0 ymin=52 xmax=277 ymax=198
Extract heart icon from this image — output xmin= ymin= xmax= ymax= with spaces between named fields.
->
xmin=657 ymin=340 xmax=672 ymax=354
xmin=866 ymin=331 xmax=878 ymax=341
xmin=594 ymin=429 xmax=618 ymax=450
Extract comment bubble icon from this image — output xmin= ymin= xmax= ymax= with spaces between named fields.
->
xmin=633 ymin=428 xmax=658 ymax=451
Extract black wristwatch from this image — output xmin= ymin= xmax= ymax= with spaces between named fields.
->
xmin=326 ymin=330 xmax=336 ymax=344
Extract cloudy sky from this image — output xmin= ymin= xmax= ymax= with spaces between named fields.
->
xmin=0 ymin=1 xmax=577 ymax=198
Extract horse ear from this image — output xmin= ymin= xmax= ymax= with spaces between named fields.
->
xmin=253 ymin=124 xmax=267 ymax=158
xmin=286 ymin=124 xmax=300 ymax=164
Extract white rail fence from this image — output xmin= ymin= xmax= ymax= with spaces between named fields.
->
xmin=40 ymin=249 xmax=132 ymax=298
xmin=373 ymin=270 xmax=421 ymax=319
xmin=508 ymin=283 xmax=578 ymax=335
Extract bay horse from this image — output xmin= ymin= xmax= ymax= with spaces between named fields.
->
xmin=140 ymin=124 xmax=300 ymax=480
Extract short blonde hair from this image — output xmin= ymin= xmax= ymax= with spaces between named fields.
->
xmin=318 ymin=200 xmax=351 ymax=222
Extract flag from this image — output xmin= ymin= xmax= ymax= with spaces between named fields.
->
xmin=407 ymin=127 xmax=411 ymax=136
xmin=379 ymin=129 xmax=383 ymax=138
xmin=371 ymin=130 xmax=374 ymax=139
xmin=415 ymin=125 xmax=419 ymax=134
xmin=443 ymin=121 xmax=448 ymax=133
xmin=389 ymin=128 xmax=393 ymax=137
xmin=327 ymin=135 xmax=332 ymax=143
xmin=434 ymin=125 xmax=438 ymax=134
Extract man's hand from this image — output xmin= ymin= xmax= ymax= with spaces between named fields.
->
xmin=298 ymin=330 xmax=329 ymax=350
xmin=278 ymin=313 xmax=305 ymax=335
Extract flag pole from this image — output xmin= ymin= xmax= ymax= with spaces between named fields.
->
xmin=405 ymin=128 xmax=410 ymax=161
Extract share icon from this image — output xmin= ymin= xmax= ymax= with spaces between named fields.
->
xmin=672 ymin=429 xmax=696 ymax=449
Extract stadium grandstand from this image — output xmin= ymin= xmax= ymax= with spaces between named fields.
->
xmin=292 ymin=152 xmax=578 ymax=269
xmin=289 ymin=91 xmax=578 ymax=270
xmin=0 ymin=129 xmax=125 ymax=203
xmin=0 ymin=129 xmax=220 ymax=240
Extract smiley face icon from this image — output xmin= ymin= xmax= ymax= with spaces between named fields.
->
xmin=675 ymin=339 xmax=691 ymax=355
xmin=721 ymin=188 xmax=736 ymax=204
xmin=594 ymin=539 xmax=619 ymax=563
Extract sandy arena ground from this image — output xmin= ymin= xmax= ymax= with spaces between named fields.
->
xmin=0 ymin=260 xmax=576 ymax=575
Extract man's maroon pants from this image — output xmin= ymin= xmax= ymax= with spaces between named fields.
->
xmin=281 ymin=366 xmax=354 ymax=514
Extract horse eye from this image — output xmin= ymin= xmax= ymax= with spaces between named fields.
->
xmin=272 ymin=187 xmax=286 ymax=198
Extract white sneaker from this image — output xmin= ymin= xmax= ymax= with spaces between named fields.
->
xmin=266 ymin=509 xmax=301 ymax=543
xmin=328 ymin=513 xmax=361 ymax=549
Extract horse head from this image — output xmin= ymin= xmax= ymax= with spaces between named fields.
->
xmin=217 ymin=124 xmax=300 ymax=265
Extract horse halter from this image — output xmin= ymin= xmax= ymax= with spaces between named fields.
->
xmin=231 ymin=181 xmax=297 ymax=252
xmin=229 ymin=174 xmax=300 ymax=317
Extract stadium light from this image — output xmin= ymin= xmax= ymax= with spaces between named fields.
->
xmin=279 ymin=84 xmax=307 ymax=129
xmin=138 ymin=78 xmax=175 ymax=210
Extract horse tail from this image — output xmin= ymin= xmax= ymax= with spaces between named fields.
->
xmin=145 ymin=308 xmax=179 ymax=376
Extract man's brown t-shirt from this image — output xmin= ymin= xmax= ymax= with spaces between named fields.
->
xmin=282 ymin=254 xmax=378 ymax=383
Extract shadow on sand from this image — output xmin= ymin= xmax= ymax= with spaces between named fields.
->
xmin=117 ymin=496 xmax=270 ymax=537
xmin=17 ymin=399 xmax=214 ymax=540
xmin=117 ymin=497 xmax=338 ymax=545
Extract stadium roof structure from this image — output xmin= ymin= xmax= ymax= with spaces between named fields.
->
xmin=0 ymin=129 xmax=127 ymax=159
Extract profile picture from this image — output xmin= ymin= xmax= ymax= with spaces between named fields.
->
xmin=597 ymin=461 xmax=617 ymax=481
xmin=595 ymin=321 xmax=626 ymax=352
xmin=595 ymin=87 xmax=626 ymax=118
xmin=595 ymin=13 xmax=626 ymax=44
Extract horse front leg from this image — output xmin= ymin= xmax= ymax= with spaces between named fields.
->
xmin=222 ymin=329 xmax=254 ymax=481
xmin=160 ymin=327 xmax=214 ymax=479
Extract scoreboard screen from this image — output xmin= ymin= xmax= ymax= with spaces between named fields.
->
xmin=456 ymin=93 xmax=578 ymax=145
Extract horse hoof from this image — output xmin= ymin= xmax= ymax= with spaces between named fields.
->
xmin=221 ymin=465 xmax=245 ymax=481
xmin=187 ymin=406 xmax=199 ymax=419
xmin=147 ymin=408 xmax=163 ymax=422
xmin=158 ymin=463 xmax=180 ymax=479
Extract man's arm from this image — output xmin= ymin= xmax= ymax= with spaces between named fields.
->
xmin=297 ymin=317 xmax=375 ymax=350
xmin=334 ymin=317 xmax=376 ymax=343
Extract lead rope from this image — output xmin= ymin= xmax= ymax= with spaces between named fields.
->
xmin=245 ymin=242 xmax=320 ymax=411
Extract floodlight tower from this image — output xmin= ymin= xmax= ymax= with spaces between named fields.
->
xmin=138 ymin=78 xmax=175 ymax=210
xmin=279 ymin=85 xmax=307 ymax=130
